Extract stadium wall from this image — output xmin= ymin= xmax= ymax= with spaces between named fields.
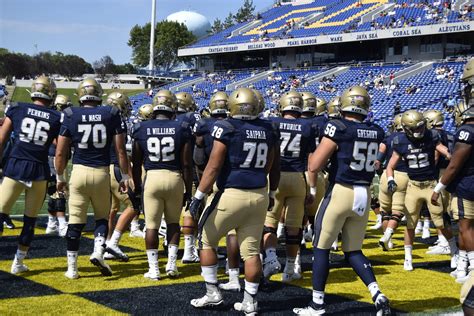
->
xmin=12 ymin=80 xmax=145 ymax=90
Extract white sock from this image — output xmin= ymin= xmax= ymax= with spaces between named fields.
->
xmin=109 ymin=230 xmax=122 ymax=247
xmin=438 ymin=234 xmax=448 ymax=245
xmin=48 ymin=215 xmax=55 ymax=223
xmin=131 ymin=219 xmax=139 ymax=229
xmin=244 ymin=279 xmax=259 ymax=295
xmin=383 ymin=227 xmax=394 ymax=239
xmin=94 ymin=236 xmax=106 ymax=254
xmin=67 ymin=251 xmax=78 ymax=267
xmin=468 ymin=251 xmax=474 ymax=270
xmin=376 ymin=214 xmax=382 ymax=222
xmin=168 ymin=244 xmax=179 ymax=259
xmin=184 ymin=235 xmax=194 ymax=250
xmin=265 ymin=247 xmax=277 ymax=261
xmin=404 ymin=245 xmax=412 ymax=261
xmin=312 ymin=290 xmax=325 ymax=305
xmin=201 ymin=265 xmax=218 ymax=284
xmin=57 ymin=216 xmax=67 ymax=226
xmin=15 ymin=249 xmax=27 ymax=261
xmin=368 ymin=282 xmax=380 ymax=298
xmin=459 ymin=250 xmax=468 ymax=270
xmin=285 ymin=257 xmax=296 ymax=273
xmin=448 ymin=237 xmax=458 ymax=255
xmin=423 ymin=218 xmax=430 ymax=229
xmin=146 ymin=249 xmax=158 ymax=269
xmin=416 ymin=221 xmax=422 ymax=230
xmin=228 ymin=268 xmax=240 ymax=282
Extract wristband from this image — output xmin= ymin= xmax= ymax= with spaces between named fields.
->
xmin=120 ymin=173 xmax=130 ymax=182
xmin=376 ymin=151 xmax=386 ymax=162
xmin=434 ymin=182 xmax=447 ymax=194
xmin=310 ymin=187 xmax=317 ymax=195
xmin=194 ymin=189 xmax=206 ymax=200
xmin=269 ymin=190 xmax=276 ymax=199
xmin=56 ymin=174 xmax=66 ymax=183
xmin=387 ymin=176 xmax=394 ymax=182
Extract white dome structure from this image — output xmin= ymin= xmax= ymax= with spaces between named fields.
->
xmin=166 ymin=11 xmax=211 ymax=38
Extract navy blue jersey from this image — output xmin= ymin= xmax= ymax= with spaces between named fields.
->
xmin=323 ymin=119 xmax=384 ymax=186
xmin=436 ymin=129 xmax=452 ymax=170
xmin=447 ymin=124 xmax=474 ymax=200
xmin=60 ymin=106 xmax=125 ymax=167
xmin=4 ymin=102 xmax=61 ymax=181
xmin=194 ymin=117 xmax=219 ymax=163
xmin=271 ymin=117 xmax=317 ymax=172
xmin=212 ymin=118 xmax=278 ymax=190
xmin=109 ymin=119 xmax=129 ymax=166
xmin=48 ymin=144 xmax=56 ymax=157
xmin=176 ymin=112 xmax=200 ymax=131
xmin=312 ymin=114 xmax=327 ymax=139
xmin=132 ymin=119 xmax=191 ymax=171
xmin=392 ymin=129 xmax=440 ymax=181
xmin=382 ymin=132 xmax=409 ymax=173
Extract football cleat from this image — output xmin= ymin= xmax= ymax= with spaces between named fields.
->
xmin=234 ymin=300 xmax=258 ymax=315
xmin=65 ymin=269 xmax=79 ymax=279
xmin=331 ymin=239 xmax=338 ymax=251
xmin=421 ymin=228 xmax=431 ymax=239
xmin=295 ymin=253 xmax=302 ymax=275
xmin=277 ymin=223 xmax=285 ymax=239
xmin=218 ymin=280 xmax=241 ymax=292
xmin=451 ymin=254 xmax=459 ymax=269
xmin=104 ymin=252 xmax=115 ymax=260
xmin=4 ymin=216 xmax=15 ymax=229
xmin=130 ymin=227 xmax=145 ymax=238
xmin=144 ymin=268 xmax=161 ymax=280
xmin=303 ymin=225 xmax=313 ymax=242
xmin=11 ymin=260 xmax=29 ymax=274
xmin=378 ymin=235 xmax=391 ymax=252
xmin=182 ymin=248 xmax=200 ymax=264
xmin=293 ymin=302 xmax=326 ymax=315
xmin=105 ymin=245 xmax=129 ymax=262
xmin=388 ymin=240 xmax=394 ymax=250
xmin=45 ymin=221 xmax=59 ymax=235
xmin=282 ymin=271 xmax=302 ymax=283
xmin=166 ymin=256 xmax=180 ymax=277
xmin=456 ymin=273 xmax=470 ymax=284
xmin=58 ymin=224 xmax=68 ymax=238
xmin=190 ymin=290 xmax=223 ymax=308
xmin=370 ymin=217 xmax=382 ymax=230
xmin=263 ymin=258 xmax=281 ymax=278
xmin=426 ymin=245 xmax=450 ymax=255
xmin=415 ymin=222 xmax=423 ymax=235
xmin=90 ymin=252 xmax=113 ymax=276
xmin=373 ymin=292 xmax=391 ymax=316
xmin=403 ymin=260 xmax=413 ymax=271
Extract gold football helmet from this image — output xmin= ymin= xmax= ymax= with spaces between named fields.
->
xmin=327 ymin=96 xmax=341 ymax=119
xmin=107 ymin=91 xmax=132 ymax=118
xmin=252 ymin=89 xmax=265 ymax=114
xmin=138 ymin=104 xmax=154 ymax=121
xmin=31 ymin=76 xmax=57 ymax=101
xmin=393 ymin=113 xmax=403 ymax=132
xmin=340 ymin=86 xmax=370 ymax=116
xmin=153 ymin=89 xmax=177 ymax=113
xmin=76 ymin=78 xmax=103 ymax=103
xmin=401 ymin=110 xmax=425 ymax=139
xmin=228 ymin=88 xmax=258 ymax=120
xmin=461 ymin=58 xmax=474 ymax=83
xmin=315 ymin=97 xmax=327 ymax=115
xmin=175 ymin=92 xmax=196 ymax=113
xmin=462 ymin=58 xmax=474 ymax=106
xmin=423 ymin=109 xmax=444 ymax=129
xmin=209 ymin=91 xmax=228 ymax=115
xmin=54 ymin=94 xmax=72 ymax=111
xmin=279 ymin=91 xmax=303 ymax=113
xmin=454 ymin=99 xmax=474 ymax=126
xmin=301 ymin=92 xmax=317 ymax=114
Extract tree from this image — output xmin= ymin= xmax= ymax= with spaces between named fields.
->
xmin=128 ymin=21 xmax=196 ymax=71
xmin=93 ymin=55 xmax=115 ymax=77
xmin=114 ymin=63 xmax=136 ymax=74
xmin=234 ymin=0 xmax=256 ymax=23
xmin=223 ymin=13 xmax=235 ymax=29
xmin=211 ymin=18 xmax=224 ymax=34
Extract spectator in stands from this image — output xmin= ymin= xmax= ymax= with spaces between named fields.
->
xmin=405 ymin=84 xmax=418 ymax=95
xmin=394 ymin=101 xmax=401 ymax=115
xmin=445 ymin=96 xmax=456 ymax=112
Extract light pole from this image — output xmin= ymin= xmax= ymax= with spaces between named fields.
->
xmin=149 ymin=0 xmax=156 ymax=76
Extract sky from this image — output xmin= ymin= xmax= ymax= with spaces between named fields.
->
xmin=0 ymin=0 xmax=274 ymax=65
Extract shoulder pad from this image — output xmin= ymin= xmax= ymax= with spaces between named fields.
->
xmin=110 ymin=106 xmax=119 ymax=116
xmin=8 ymin=102 xmax=20 ymax=109
xmin=63 ymin=107 xmax=73 ymax=118
xmin=330 ymin=119 xmax=347 ymax=131
xmin=133 ymin=122 xmax=141 ymax=131
xmin=392 ymin=135 xmax=400 ymax=145
xmin=430 ymin=129 xmax=440 ymax=139
xmin=216 ymin=119 xmax=235 ymax=132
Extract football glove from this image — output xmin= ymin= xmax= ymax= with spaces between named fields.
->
xmin=189 ymin=197 xmax=203 ymax=222
xmin=388 ymin=180 xmax=398 ymax=194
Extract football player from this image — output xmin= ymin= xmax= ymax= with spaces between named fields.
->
xmin=294 ymin=86 xmax=390 ymax=315
xmin=132 ymin=90 xmax=193 ymax=279
xmin=175 ymin=91 xmax=201 ymax=263
xmin=103 ymin=91 xmax=138 ymax=262
xmin=55 ymin=78 xmax=130 ymax=279
xmin=376 ymin=113 xmax=408 ymax=251
xmin=0 ymin=76 xmax=62 ymax=274
xmin=137 ymin=103 xmax=154 ymax=121
xmin=263 ymin=91 xmax=318 ymax=282
xmin=188 ymin=87 xmax=280 ymax=314
xmin=386 ymin=110 xmax=456 ymax=271
xmin=431 ymin=60 xmax=474 ymax=311
xmin=326 ymin=97 xmax=342 ymax=120
xmin=45 ymin=94 xmax=72 ymax=237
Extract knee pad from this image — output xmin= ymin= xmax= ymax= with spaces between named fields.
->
xmin=285 ymin=228 xmax=302 ymax=245
xmin=94 ymin=219 xmax=108 ymax=238
xmin=55 ymin=197 xmax=66 ymax=212
xmin=48 ymin=198 xmax=57 ymax=213
xmin=66 ymin=224 xmax=85 ymax=251
xmin=390 ymin=213 xmax=404 ymax=223
xmin=371 ymin=197 xmax=380 ymax=210
xmin=380 ymin=211 xmax=390 ymax=222
xmin=18 ymin=216 xmax=36 ymax=247
xmin=263 ymin=226 xmax=277 ymax=236
xmin=47 ymin=181 xmax=57 ymax=196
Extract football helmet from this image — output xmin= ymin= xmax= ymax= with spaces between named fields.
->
xmin=153 ymin=89 xmax=177 ymax=113
xmin=301 ymin=92 xmax=317 ymax=114
xmin=340 ymin=86 xmax=370 ymax=116
xmin=252 ymin=89 xmax=265 ymax=114
xmin=401 ymin=110 xmax=425 ymax=139
xmin=175 ymin=92 xmax=196 ymax=113
xmin=461 ymin=58 xmax=474 ymax=83
xmin=423 ymin=109 xmax=444 ymax=129
xmin=454 ymin=99 xmax=474 ymax=126
xmin=138 ymin=104 xmax=154 ymax=121
xmin=461 ymin=59 xmax=474 ymax=106
xmin=315 ymin=97 xmax=327 ymax=115
xmin=30 ymin=76 xmax=57 ymax=101
xmin=106 ymin=91 xmax=132 ymax=118
xmin=327 ymin=96 xmax=341 ymax=119
xmin=393 ymin=113 xmax=403 ymax=132
xmin=279 ymin=91 xmax=303 ymax=113
xmin=54 ymin=94 xmax=72 ymax=111
xmin=209 ymin=91 xmax=229 ymax=115
xmin=76 ymin=78 xmax=103 ymax=103
xmin=228 ymin=87 xmax=259 ymax=120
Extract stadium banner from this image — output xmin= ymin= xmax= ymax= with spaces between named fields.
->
xmin=178 ymin=21 xmax=473 ymax=57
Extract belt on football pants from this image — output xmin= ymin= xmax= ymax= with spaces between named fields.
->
xmin=197 ymin=189 xmax=224 ymax=249
xmin=409 ymin=179 xmax=435 ymax=189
